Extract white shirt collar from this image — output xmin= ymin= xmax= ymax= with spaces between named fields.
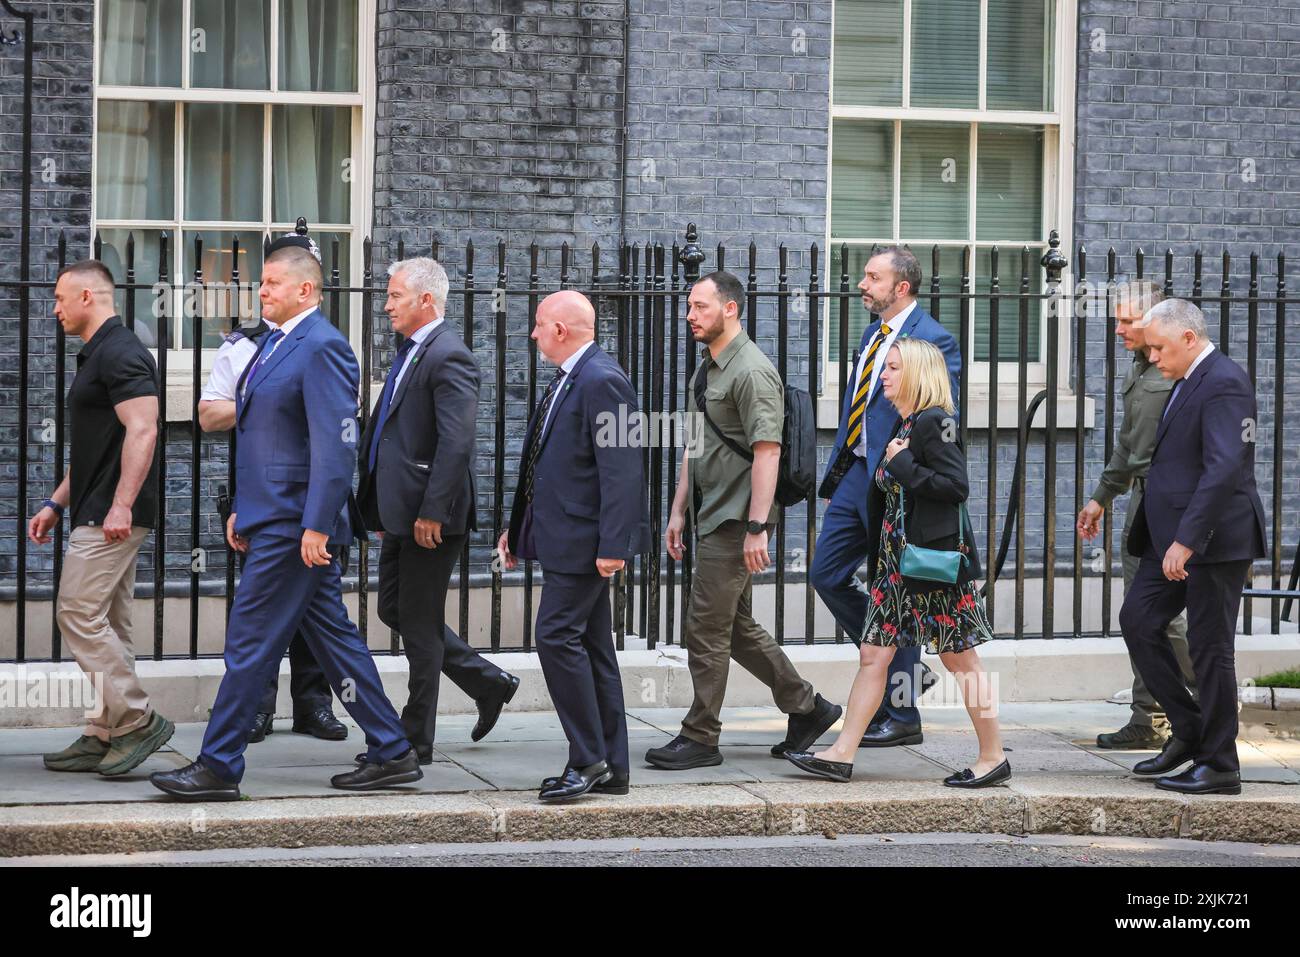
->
xmin=882 ymin=299 xmax=917 ymax=331
xmin=1184 ymin=341 xmax=1215 ymax=380
xmin=272 ymin=305 xmax=318 ymax=338
xmin=406 ymin=315 xmax=444 ymax=345
xmin=560 ymin=340 xmax=594 ymax=374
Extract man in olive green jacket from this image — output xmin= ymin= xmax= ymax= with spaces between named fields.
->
xmin=1077 ymin=280 xmax=1197 ymax=749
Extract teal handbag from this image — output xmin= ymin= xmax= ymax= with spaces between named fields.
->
xmin=896 ymin=485 xmax=970 ymax=585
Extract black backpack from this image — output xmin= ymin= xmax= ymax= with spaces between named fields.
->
xmin=693 ymin=368 xmax=817 ymax=508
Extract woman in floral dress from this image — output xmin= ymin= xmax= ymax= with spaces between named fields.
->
xmin=787 ymin=337 xmax=1008 ymax=787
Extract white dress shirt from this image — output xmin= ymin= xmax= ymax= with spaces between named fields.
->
xmin=852 ymin=299 xmax=916 ymax=457
xmin=390 ymin=316 xmax=444 ymax=393
xmin=540 ymin=340 xmax=594 ymax=438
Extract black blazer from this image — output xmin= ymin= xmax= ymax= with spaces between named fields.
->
xmin=867 ymin=406 xmax=982 ymax=584
xmin=357 ymin=321 xmax=478 ymax=536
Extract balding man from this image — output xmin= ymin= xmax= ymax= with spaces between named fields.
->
xmin=499 ymin=291 xmax=650 ymax=802
xmin=1119 ymin=299 xmax=1266 ymax=796
xmin=31 ymin=259 xmax=173 ymax=777
xmin=356 ymin=257 xmax=519 ymax=765
xmin=152 ymin=236 xmax=420 ymax=800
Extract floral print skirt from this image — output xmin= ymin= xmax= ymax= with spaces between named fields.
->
xmin=860 ymin=482 xmax=994 ymax=656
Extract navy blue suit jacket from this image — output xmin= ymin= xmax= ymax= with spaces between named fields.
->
xmin=233 ymin=308 xmax=359 ymax=544
xmin=507 ymin=345 xmax=651 ymax=574
xmin=818 ymin=304 xmax=961 ymax=499
xmin=1127 ymin=348 xmax=1267 ymax=564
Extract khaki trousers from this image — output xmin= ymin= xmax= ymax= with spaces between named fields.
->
xmin=681 ymin=520 xmax=814 ymax=746
xmin=56 ymin=525 xmax=152 ymax=741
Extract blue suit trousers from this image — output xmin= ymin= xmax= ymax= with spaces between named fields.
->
xmin=811 ymin=456 xmax=924 ymax=725
xmin=200 ymin=532 xmax=409 ymax=782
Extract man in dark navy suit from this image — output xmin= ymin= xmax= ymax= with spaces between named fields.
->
xmin=1119 ymin=299 xmax=1267 ymax=795
xmin=151 ymin=238 xmax=420 ymax=800
xmin=498 ymin=290 xmax=650 ymax=802
xmin=810 ymin=247 xmax=959 ymax=750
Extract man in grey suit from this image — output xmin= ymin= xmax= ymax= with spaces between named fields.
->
xmin=357 ymin=257 xmax=519 ymax=764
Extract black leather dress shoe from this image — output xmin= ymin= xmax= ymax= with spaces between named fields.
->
xmin=356 ymin=744 xmax=433 ymax=766
xmin=331 ymin=748 xmax=423 ymax=791
xmin=150 ymin=761 xmax=241 ymax=801
xmin=247 ymin=712 xmax=274 ymax=744
xmin=1132 ymin=736 xmax=1195 ymax=776
xmin=943 ymin=758 xmax=1012 ymax=789
xmin=859 ymin=717 xmax=923 ymax=748
xmin=538 ymin=761 xmax=611 ymax=802
xmin=785 ymin=751 xmax=853 ymax=783
xmin=644 ymin=734 xmax=723 ymax=770
xmin=292 ymin=708 xmax=348 ymax=741
xmin=472 ymin=673 xmax=520 ymax=742
xmin=540 ymin=768 xmax=630 ymax=795
xmin=1155 ymin=763 xmax=1241 ymax=796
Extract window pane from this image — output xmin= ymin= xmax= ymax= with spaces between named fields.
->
xmin=279 ymin=0 xmax=359 ymax=92
xmin=827 ymin=244 xmax=873 ymax=364
xmin=184 ymin=103 xmax=263 ymax=222
xmin=976 ymin=125 xmax=1043 ymax=241
xmin=99 ymin=0 xmax=182 ymax=87
xmin=314 ymin=231 xmax=352 ymax=340
xmin=272 ymin=106 xmax=352 ymax=224
xmin=96 ymin=101 xmax=175 ymax=221
xmin=833 ymin=0 xmax=902 ymax=106
xmin=182 ymin=231 xmax=264 ymax=348
xmin=831 ymin=120 xmax=894 ymax=239
xmin=987 ymin=0 xmax=1054 ymax=111
xmin=974 ymin=246 xmax=1042 ymax=362
xmin=910 ymin=244 xmax=968 ymax=345
xmin=191 ymin=0 xmax=271 ymax=90
xmin=900 ymin=122 xmax=969 ymax=239
xmin=97 ymin=228 xmax=164 ymax=348
xmin=910 ymin=0 xmax=978 ymax=108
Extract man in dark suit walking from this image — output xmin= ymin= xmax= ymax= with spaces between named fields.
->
xmin=810 ymin=247 xmax=959 ymax=750
xmin=151 ymin=239 xmax=420 ymax=800
xmin=1119 ymin=299 xmax=1267 ymax=795
xmin=357 ymin=257 xmax=520 ymax=764
xmin=498 ymin=290 xmax=650 ymax=802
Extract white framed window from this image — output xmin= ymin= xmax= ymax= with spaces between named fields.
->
xmin=826 ymin=0 xmax=1077 ymax=413
xmin=91 ymin=0 xmax=375 ymax=360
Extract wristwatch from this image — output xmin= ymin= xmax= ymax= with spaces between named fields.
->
xmin=746 ymin=520 xmax=764 ymax=535
xmin=42 ymin=498 xmax=64 ymax=516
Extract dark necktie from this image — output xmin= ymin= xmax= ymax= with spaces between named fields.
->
xmin=522 ymin=369 xmax=566 ymax=503
xmin=242 ymin=329 xmax=284 ymax=397
xmin=367 ymin=338 xmax=417 ymax=472
xmin=1161 ymin=378 xmax=1185 ymax=421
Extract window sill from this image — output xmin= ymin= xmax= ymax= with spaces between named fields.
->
xmin=815 ymin=386 xmax=1095 ymax=432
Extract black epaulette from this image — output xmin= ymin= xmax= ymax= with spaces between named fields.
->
xmin=224 ymin=323 xmax=271 ymax=346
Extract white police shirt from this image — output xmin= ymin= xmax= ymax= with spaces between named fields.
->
xmin=200 ymin=322 xmax=268 ymax=402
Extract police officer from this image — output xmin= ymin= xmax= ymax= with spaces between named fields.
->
xmin=196 ymin=233 xmax=346 ymax=744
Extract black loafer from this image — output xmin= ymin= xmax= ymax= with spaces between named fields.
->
xmin=472 ymin=673 xmax=520 ymax=742
xmin=784 ymin=693 xmax=844 ymax=754
xmin=538 ymin=761 xmax=611 ymax=802
xmin=248 ymin=712 xmax=274 ymax=744
xmin=150 ymin=761 xmax=241 ymax=802
xmin=943 ymin=758 xmax=1011 ymax=788
xmin=540 ymin=768 xmax=630 ymax=795
xmin=1154 ymin=763 xmax=1241 ymax=795
xmin=859 ymin=717 xmax=923 ymax=748
xmin=331 ymin=748 xmax=423 ymax=790
xmin=644 ymin=734 xmax=723 ymax=770
xmin=1132 ymin=736 xmax=1195 ymax=776
xmin=292 ymin=708 xmax=348 ymax=741
xmin=356 ymin=744 xmax=433 ymax=766
xmin=785 ymin=750 xmax=853 ymax=783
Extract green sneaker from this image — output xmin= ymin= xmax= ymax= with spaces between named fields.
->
xmin=1096 ymin=723 xmax=1168 ymax=750
xmin=97 ymin=712 xmax=176 ymax=776
xmin=43 ymin=734 xmax=110 ymax=772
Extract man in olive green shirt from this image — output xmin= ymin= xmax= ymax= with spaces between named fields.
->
xmin=1077 ymin=280 xmax=1196 ymax=749
xmin=645 ymin=272 xmax=842 ymax=770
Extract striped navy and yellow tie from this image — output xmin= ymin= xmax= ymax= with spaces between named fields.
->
xmin=843 ymin=322 xmax=891 ymax=451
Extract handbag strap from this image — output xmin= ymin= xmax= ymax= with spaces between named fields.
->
xmin=896 ymin=483 xmax=966 ymax=549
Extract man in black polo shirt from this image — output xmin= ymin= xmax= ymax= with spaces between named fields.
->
xmin=28 ymin=260 xmax=175 ymax=777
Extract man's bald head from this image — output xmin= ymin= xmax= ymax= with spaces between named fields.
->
xmin=265 ymin=246 xmax=323 ymax=294
xmin=532 ymin=290 xmax=596 ymax=365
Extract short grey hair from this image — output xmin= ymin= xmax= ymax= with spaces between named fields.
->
xmin=873 ymin=245 xmax=923 ymax=298
xmin=1114 ymin=279 xmax=1164 ymax=317
xmin=388 ymin=257 xmax=448 ymax=310
xmin=1138 ymin=298 xmax=1208 ymax=341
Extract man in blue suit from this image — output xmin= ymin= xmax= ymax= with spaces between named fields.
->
xmin=809 ymin=247 xmax=961 ymax=749
xmin=498 ymin=290 xmax=650 ymax=802
xmin=1120 ymin=299 xmax=1266 ymax=795
xmin=151 ymin=237 xmax=420 ymax=800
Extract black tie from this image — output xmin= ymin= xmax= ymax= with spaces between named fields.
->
xmin=523 ymin=369 xmax=566 ymax=503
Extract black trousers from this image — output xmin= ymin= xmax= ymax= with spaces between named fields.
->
xmin=1120 ymin=551 xmax=1250 ymax=773
xmin=534 ymin=569 xmax=628 ymax=774
xmin=378 ymin=532 xmax=506 ymax=749
xmin=250 ymin=550 xmax=333 ymax=718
